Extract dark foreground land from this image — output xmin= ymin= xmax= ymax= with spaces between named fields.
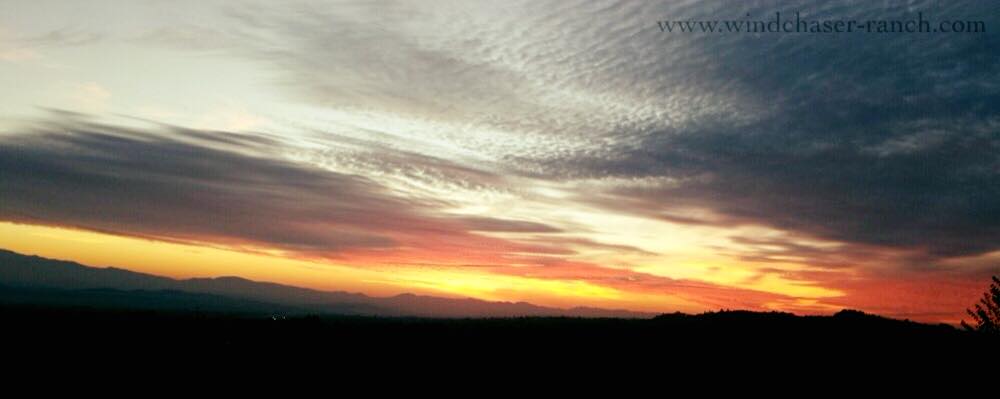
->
xmin=3 ymin=302 xmax=990 ymax=357
xmin=2 ymin=248 xmax=997 ymax=363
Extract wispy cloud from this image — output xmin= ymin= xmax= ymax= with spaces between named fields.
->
xmin=2 ymin=0 xmax=999 ymax=321
xmin=0 ymin=115 xmax=565 ymax=261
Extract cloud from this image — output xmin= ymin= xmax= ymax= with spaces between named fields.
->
xmin=768 ymin=267 xmax=995 ymax=322
xmin=519 ymin=1 xmax=1000 ymax=261
xmin=23 ymin=28 xmax=104 ymax=47
xmin=486 ymin=258 xmax=795 ymax=311
xmin=4 ymin=0 xmax=999 ymax=319
xmin=183 ymin=1 xmax=999 ymax=263
xmin=0 ymin=115 xmax=556 ymax=258
xmin=127 ymin=1 xmax=759 ymax=166
xmin=69 ymin=82 xmax=112 ymax=111
xmin=125 ymin=0 xmax=1000 ymax=266
xmin=457 ymin=216 xmax=562 ymax=233
xmin=0 ymin=26 xmax=103 ymax=62
xmin=0 ymin=28 xmax=37 ymax=62
xmin=0 ymin=118 xmax=407 ymax=252
xmin=0 ymin=113 xmax=590 ymax=265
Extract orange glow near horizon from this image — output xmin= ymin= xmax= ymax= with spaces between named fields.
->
xmin=3 ymin=220 xmax=987 ymax=324
xmin=2 ymin=0 xmax=999 ymax=332
xmin=0 ymin=222 xmax=705 ymax=313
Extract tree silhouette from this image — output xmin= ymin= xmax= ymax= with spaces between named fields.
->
xmin=962 ymin=276 xmax=1000 ymax=335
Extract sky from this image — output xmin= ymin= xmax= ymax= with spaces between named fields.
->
xmin=1 ymin=0 xmax=998 ymax=323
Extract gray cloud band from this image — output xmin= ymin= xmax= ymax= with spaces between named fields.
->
xmin=0 ymin=118 xmax=565 ymax=255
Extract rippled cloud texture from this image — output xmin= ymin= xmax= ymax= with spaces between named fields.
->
xmin=1 ymin=0 xmax=998 ymax=322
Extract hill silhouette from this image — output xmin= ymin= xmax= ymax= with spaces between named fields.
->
xmin=2 ymin=248 xmax=995 ymax=358
xmin=0 ymin=248 xmax=650 ymax=318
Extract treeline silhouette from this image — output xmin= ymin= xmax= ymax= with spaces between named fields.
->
xmin=963 ymin=276 xmax=1000 ymax=335
xmin=2 ymin=249 xmax=998 ymax=360
xmin=2 ymin=302 xmax=987 ymax=358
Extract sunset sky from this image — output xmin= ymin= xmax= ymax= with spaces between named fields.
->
xmin=1 ymin=0 xmax=998 ymax=323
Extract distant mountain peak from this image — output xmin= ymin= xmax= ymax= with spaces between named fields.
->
xmin=0 ymin=248 xmax=654 ymax=319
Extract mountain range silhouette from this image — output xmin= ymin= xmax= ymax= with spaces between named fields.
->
xmin=0 ymin=248 xmax=651 ymax=318
xmin=4 ymin=248 xmax=995 ymax=359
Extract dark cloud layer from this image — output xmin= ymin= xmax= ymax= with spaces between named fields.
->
xmin=0 ymin=118 xmax=561 ymax=256
xmin=545 ymin=1 xmax=1000 ymax=260
xmin=3 ymin=1 xmax=1000 ymax=321
xmin=207 ymin=0 xmax=999 ymax=263
xmin=0 ymin=121 xmax=404 ymax=251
